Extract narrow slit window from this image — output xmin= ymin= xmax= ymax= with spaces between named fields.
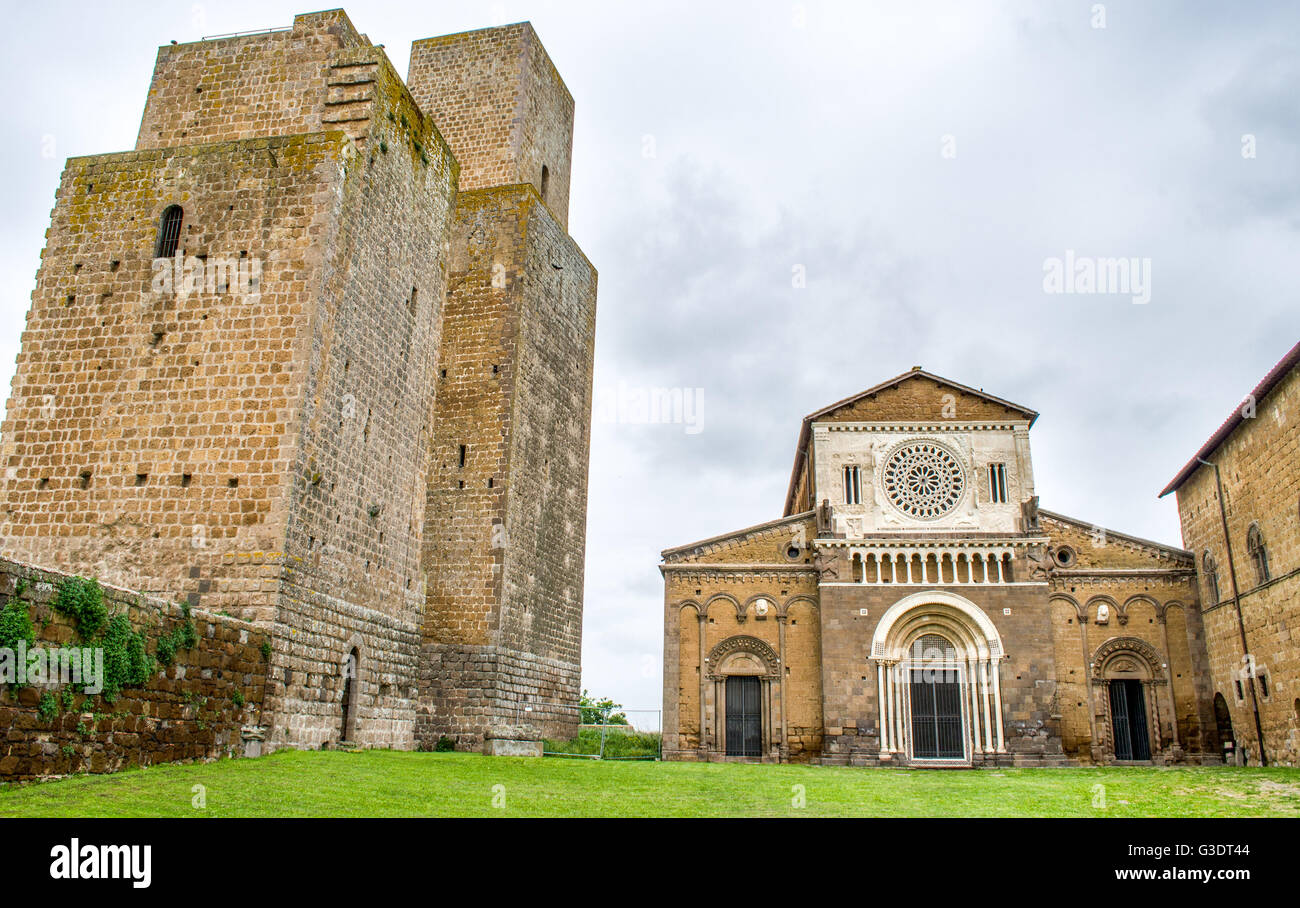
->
xmin=988 ymin=463 xmax=1008 ymax=503
xmin=843 ymin=465 xmax=861 ymax=505
xmin=155 ymin=205 xmax=183 ymax=258
xmin=540 ymin=165 xmax=550 ymax=201
xmin=458 ymin=445 xmax=467 ymax=468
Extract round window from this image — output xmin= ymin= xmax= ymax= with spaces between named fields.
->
xmin=881 ymin=441 xmax=966 ymax=520
xmin=1052 ymin=545 xmax=1076 ymax=567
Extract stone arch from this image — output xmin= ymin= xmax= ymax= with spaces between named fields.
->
xmin=871 ymin=590 xmax=1003 ymax=661
xmin=1123 ymin=593 xmax=1162 ymax=616
xmin=1090 ymin=636 xmax=1164 ymax=681
xmin=1161 ymin=599 xmax=1186 ymax=617
xmin=1049 ymin=592 xmax=1084 ymax=620
xmin=778 ymin=594 xmax=818 ymax=617
xmin=703 ymin=593 xmax=742 ymax=620
xmin=706 ymin=634 xmax=780 ymax=680
xmin=676 ymin=599 xmax=703 ymax=617
xmin=742 ymin=593 xmax=777 ymax=618
xmin=871 ymin=590 xmax=1006 ymax=760
xmin=1085 ymin=594 xmax=1120 ymax=625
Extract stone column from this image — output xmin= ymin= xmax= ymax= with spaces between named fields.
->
xmin=980 ymin=660 xmax=994 ymax=753
xmin=1157 ymin=614 xmax=1181 ymax=751
xmin=991 ymin=658 xmax=1006 ymax=752
xmin=697 ymin=613 xmax=707 ymax=757
xmin=777 ymin=615 xmax=789 ymax=759
xmin=877 ymin=662 xmax=890 ymax=752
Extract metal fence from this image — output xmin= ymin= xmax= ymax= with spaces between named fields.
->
xmin=541 ymin=706 xmax=662 ymax=760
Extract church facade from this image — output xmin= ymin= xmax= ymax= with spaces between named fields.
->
xmin=661 ymin=369 xmax=1220 ymax=766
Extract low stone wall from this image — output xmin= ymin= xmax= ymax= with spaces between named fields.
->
xmin=0 ymin=557 xmax=270 ymax=782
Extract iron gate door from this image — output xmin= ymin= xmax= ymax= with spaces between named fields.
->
xmin=1109 ymin=679 xmax=1150 ymax=760
xmin=910 ymin=669 xmax=965 ymax=759
xmin=725 ymin=676 xmax=762 ymax=756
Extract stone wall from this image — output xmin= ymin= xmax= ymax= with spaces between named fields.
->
xmin=1 ymin=9 xmax=596 ymax=764
xmin=407 ymin=23 xmax=575 ymax=228
xmin=1171 ymin=362 xmax=1300 ymax=766
xmin=135 ymin=11 xmax=368 ymax=151
xmin=0 ymin=557 xmax=269 ymax=782
xmin=0 ymin=132 xmax=349 ymax=615
xmin=419 ymin=184 xmax=595 ymax=749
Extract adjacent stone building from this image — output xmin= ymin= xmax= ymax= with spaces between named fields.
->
xmin=0 ymin=9 xmax=595 ymax=768
xmin=1160 ymin=340 xmax=1300 ymax=767
xmin=662 ymin=369 xmax=1217 ymax=766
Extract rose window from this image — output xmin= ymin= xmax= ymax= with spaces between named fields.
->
xmin=881 ymin=441 xmax=965 ymax=519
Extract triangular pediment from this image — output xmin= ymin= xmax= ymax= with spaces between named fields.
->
xmin=810 ymin=369 xmax=1037 ymax=426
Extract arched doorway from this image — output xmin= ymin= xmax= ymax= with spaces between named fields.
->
xmin=1108 ymin=677 xmax=1150 ymax=761
xmin=1213 ymin=692 xmax=1235 ymax=761
xmin=1091 ymin=637 xmax=1163 ymax=762
xmin=725 ymin=676 xmax=761 ymax=756
xmin=908 ymin=634 xmax=965 ymax=760
xmin=870 ymin=590 xmax=1006 ymax=763
xmin=340 ymin=648 xmax=359 ymax=743
xmin=705 ymin=635 xmax=781 ymax=760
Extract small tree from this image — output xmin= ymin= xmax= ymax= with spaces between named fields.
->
xmin=579 ymin=689 xmax=628 ymax=725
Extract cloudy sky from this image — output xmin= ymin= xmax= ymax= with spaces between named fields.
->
xmin=2 ymin=1 xmax=1297 ymax=716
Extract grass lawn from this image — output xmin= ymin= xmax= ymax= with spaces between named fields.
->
xmin=1 ymin=750 xmax=1298 ymax=818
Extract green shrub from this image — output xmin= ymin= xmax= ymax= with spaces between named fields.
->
xmin=100 ymin=614 xmax=151 ymax=700
xmin=231 ymin=689 xmax=245 ymax=708
xmin=37 ymin=691 xmax=58 ymax=723
xmin=155 ymin=634 xmax=176 ymax=666
xmin=178 ymin=618 xmax=198 ymax=650
xmin=260 ymin=639 xmax=272 ymax=660
xmin=543 ymin=728 xmax=661 ymax=760
xmin=52 ymin=576 xmax=107 ymax=639
xmin=435 ymin=736 xmax=456 ymax=752
xmin=0 ymin=598 xmax=35 ymax=651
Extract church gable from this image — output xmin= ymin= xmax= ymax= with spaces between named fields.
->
xmin=662 ymin=512 xmax=817 ymax=566
xmin=812 ymin=370 xmax=1037 ymax=426
xmin=1039 ymin=510 xmax=1193 ymax=570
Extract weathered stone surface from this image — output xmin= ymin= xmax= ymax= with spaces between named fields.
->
xmin=0 ymin=9 xmax=595 ymax=779
xmin=662 ymin=370 xmax=1214 ymax=767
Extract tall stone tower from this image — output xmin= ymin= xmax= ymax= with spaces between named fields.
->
xmin=0 ymin=10 xmax=595 ymax=756
xmin=408 ymin=25 xmax=597 ymax=752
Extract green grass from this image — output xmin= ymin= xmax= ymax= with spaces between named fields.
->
xmin=1 ymin=750 xmax=1298 ymax=817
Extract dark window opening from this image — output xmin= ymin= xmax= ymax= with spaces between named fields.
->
xmin=1246 ymin=523 xmax=1270 ymax=585
xmin=988 ymin=463 xmax=1008 ymax=503
xmin=540 ymin=165 xmax=550 ymax=201
xmin=154 ymin=205 xmax=183 ymax=258
xmin=458 ymin=445 xmax=467 ymax=468
xmin=843 ymin=465 xmax=861 ymax=505
xmin=135 ymin=473 xmax=148 ymax=486
xmin=1203 ymin=552 xmax=1220 ymax=604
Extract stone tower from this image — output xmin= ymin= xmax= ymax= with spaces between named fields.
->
xmin=0 ymin=9 xmax=595 ymax=755
xmin=408 ymin=24 xmax=596 ymax=752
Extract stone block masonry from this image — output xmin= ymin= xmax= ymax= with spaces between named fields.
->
xmin=0 ymin=557 xmax=270 ymax=782
xmin=419 ymin=183 xmax=596 ymax=750
xmin=0 ymin=9 xmax=597 ymax=774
